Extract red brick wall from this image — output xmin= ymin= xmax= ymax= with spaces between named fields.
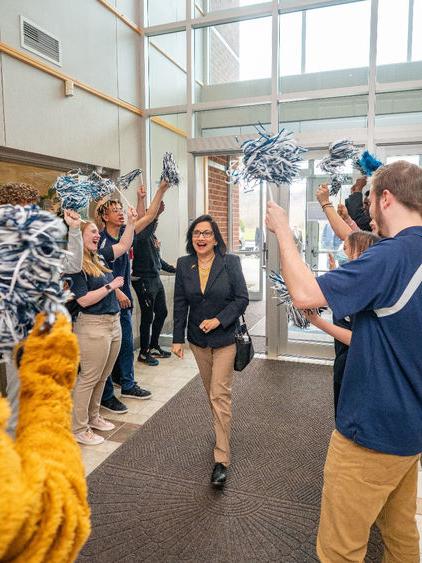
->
xmin=207 ymin=155 xmax=240 ymax=251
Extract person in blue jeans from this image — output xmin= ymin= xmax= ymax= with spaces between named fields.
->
xmin=97 ymin=198 xmax=151 ymax=412
xmin=96 ymin=182 xmax=169 ymax=413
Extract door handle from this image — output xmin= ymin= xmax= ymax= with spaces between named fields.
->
xmin=262 ymin=241 xmax=268 ymax=268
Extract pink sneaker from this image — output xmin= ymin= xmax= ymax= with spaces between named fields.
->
xmin=89 ymin=416 xmax=115 ymax=432
xmin=74 ymin=429 xmax=104 ymax=446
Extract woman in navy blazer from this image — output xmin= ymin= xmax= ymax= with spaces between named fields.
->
xmin=172 ymin=215 xmax=249 ymax=486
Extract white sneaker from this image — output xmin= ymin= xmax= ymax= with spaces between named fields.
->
xmin=74 ymin=429 xmax=104 ymax=446
xmin=89 ymin=416 xmax=116 ymax=432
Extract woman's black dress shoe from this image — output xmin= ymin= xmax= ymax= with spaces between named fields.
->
xmin=211 ymin=463 xmax=227 ymax=486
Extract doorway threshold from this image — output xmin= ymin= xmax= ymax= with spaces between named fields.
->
xmin=254 ymin=352 xmax=333 ymax=366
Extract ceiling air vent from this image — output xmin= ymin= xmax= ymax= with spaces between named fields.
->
xmin=20 ymin=16 xmax=62 ymax=66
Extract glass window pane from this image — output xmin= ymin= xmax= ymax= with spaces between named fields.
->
xmin=305 ymin=1 xmax=370 ymax=73
xmin=386 ymin=155 xmax=420 ymax=165
xmin=194 ymin=18 xmax=272 ymax=103
xmin=148 ymin=32 xmax=186 ymax=107
xmin=279 ymin=95 xmax=368 ymax=134
xmin=198 ymin=0 xmax=269 ymax=15
xmin=375 ymin=90 xmax=422 ymax=128
xmin=280 ymin=3 xmax=370 ymax=95
xmin=279 ymin=11 xmax=302 ymax=77
xmin=412 ymin=0 xmax=422 ymax=61
xmin=195 ymin=104 xmax=271 ymax=137
xmin=147 ymin=0 xmax=185 ymax=26
xmin=377 ymin=0 xmax=408 ymax=66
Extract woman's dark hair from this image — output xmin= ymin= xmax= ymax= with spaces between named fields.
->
xmin=186 ymin=214 xmax=227 ymax=256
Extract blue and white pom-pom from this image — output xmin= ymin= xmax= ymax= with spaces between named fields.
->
xmin=161 ymin=153 xmax=181 ymax=187
xmin=229 ymin=125 xmax=307 ymax=188
xmin=53 ymin=169 xmax=115 ymax=210
xmin=53 ymin=168 xmax=139 ymax=210
xmin=87 ymin=171 xmax=115 ymax=201
xmin=352 ymin=150 xmax=383 ymax=177
xmin=117 ymin=168 xmax=143 ymax=190
xmin=269 ymin=271 xmax=320 ymax=329
xmin=0 ymin=205 xmax=69 ymax=354
xmin=52 ymin=169 xmax=92 ymax=211
xmin=320 ymin=139 xmax=358 ymax=196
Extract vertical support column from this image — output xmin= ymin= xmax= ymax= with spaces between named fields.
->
xmin=301 ymin=11 xmax=306 ymax=75
xmin=270 ymin=0 xmax=279 ymax=135
xmin=139 ymin=0 xmax=150 ymax=193
xmin=267 ymin=1 xmax=286 ymax=358
xmin=367 ymin=0 xmax=379 ymax=153
xmin=186 ymin=0 xmax=196 ymax=224
xmin=266 ymin=182 xmax=289 ymax=358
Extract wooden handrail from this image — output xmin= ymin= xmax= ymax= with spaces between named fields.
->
xmin=96 ymin=0 xmax=144 ymax=35
xmin=151 ymin=116 xmax=187 ymax=138
xmin=0 ymin=41 xmax=144 ymax=116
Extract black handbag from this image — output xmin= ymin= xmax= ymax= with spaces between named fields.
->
xmin=234 ymin=314 xmax=254 ymax=372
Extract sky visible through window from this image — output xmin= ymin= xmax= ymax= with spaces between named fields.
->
xmin=237 ymin=0 xmax=419 ymax=80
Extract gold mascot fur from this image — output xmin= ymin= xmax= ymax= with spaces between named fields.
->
xmin=0 ymin=313 xmax=90 ymax=562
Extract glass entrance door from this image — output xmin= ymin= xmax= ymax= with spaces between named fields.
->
xmin=228 ymin=178 xmax=264 ymax=301
xmin=285 ymin=158 xmax=355 ymax=358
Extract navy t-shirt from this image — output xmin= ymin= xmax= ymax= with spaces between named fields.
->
xmin=69 ymin=245 xmax=119 ymax=315
xmin=99 ymin=226 xmax=132 ymax=305
xmin=316 ymin=226 xmax=422 ymax=456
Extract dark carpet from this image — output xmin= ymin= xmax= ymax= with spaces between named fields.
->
xmin=80 ymin=359 xmax=383 ymax=562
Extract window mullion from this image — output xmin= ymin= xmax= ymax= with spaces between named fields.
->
xmin=407 ymin=0 xmax=414 ymax=62
xmin=299 ymin=10 xmax=306 ymax=75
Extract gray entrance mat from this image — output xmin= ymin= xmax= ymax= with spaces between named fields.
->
xmin=79 ymin=359 xmax=383 ymax=562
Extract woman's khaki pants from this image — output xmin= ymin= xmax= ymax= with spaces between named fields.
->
xmin=190 ymin=343 xmax=236 ymax=467
xmin=73 ymin=313 xmax=121 ymax=434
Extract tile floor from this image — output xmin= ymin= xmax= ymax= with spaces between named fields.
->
xmin=79 ymin=351 xmax=422 ymax=552
xmin=80 ymin=348 xmax=199 ymax=475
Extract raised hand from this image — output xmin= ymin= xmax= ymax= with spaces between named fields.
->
xmin=63 ymin=210 xmax=81 ymax=229
xmin=137 ymin=185 xmax=147 ymax=200
xmin=265 ymin=200 xmax=289 ymax=233
xmin=316 ymin=184 xmax=330 ymax=207
xmin=159 ymin=179 xmax=169 ymax=192
xmin=337 ymin=203 xmax=349 ymax=220
xmin=126 ymin=206 xmax=138 ymax=224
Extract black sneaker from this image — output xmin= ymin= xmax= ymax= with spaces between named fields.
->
xmin=137 ymin=352 xmax=159 ymax=366
xmin=121 ymin=384 xmax=152 ymax=400
xmin=150 ymin=346 xmax=171 ymax=358
xmin=101 ymin=396 xmax=128 ymax=414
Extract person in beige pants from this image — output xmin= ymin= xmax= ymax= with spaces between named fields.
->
xmin=172 ymin=215 xmax=249 ymax=486
xmin=73 ymin=313 xmax=121 ymax=440
xmin=69 ymin=209 xmax=138 ymax=446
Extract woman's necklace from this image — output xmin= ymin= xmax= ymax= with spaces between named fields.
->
xmin=198 ymin=255 xmax=214 ymax=271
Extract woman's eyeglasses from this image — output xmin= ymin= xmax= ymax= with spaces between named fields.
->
xmin=192 ymin=230 xmax=214 ymax=239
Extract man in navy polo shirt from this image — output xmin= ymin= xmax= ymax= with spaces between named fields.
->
xmin=97 ymin=197 xmax=152 ymax=411
xmin=266 ymin=160 xmax=421 ymax=562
